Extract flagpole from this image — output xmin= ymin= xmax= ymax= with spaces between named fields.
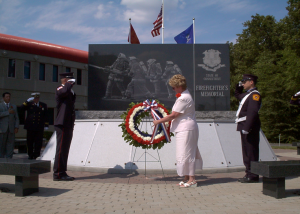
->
xmin=193 ymin=18 xmax=196 ymax=102
xmin=193 ymin=18 xmax=195 ymax=44
xmin=162 ymin=0 xmax=164 ymax=44
xmin=129 ymin=18 xmax=131 ymax=44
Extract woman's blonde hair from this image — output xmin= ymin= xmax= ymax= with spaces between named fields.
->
xmin=169 ymin=74 xmax=187 ymax=90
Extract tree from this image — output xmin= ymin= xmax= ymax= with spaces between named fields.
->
xmin=229 ymin=0 xmax=300 ymax=143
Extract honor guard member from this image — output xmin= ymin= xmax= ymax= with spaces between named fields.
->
xmin=21 ymin=92 xmax=49 ymax=159
xmin=53 ymin=72 xmax=76 ymax=181
xmin=290 ymin=90 xmax=300 ymax=105
xmin=235 ymin=74 xmax=261 ymax=183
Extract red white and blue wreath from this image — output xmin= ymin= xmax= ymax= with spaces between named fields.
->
xmin=119 ymin=100 xmax=173 ymax=149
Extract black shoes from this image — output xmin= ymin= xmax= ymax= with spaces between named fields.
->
xmin=239 ymin=177 xmax=259 ymax=183
xmin=53 ymin=175 xmax=75 ymax=181
xmin=237 ymin=176 xmax=247 ymax=182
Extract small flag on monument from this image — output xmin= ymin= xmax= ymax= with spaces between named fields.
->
xmin=174 ymin=24 xmax=194 ymax=44
xmin=151 ymin=4 xmax=163 ymax=37
xmin=128 ymin=23 xmax=140 ymax=44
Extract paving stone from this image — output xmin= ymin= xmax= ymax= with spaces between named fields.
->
xmin=1 ymin=149 xmax=300 ymax=213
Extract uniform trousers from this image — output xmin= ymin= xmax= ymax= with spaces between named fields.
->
xmin=0 ymin=131 xmax=15 ymax=158
xmin=240 ymin=130 xmax=259 ymax=179
xmin=26 ymin=130 xmax=44 ymax=158
xmin=53 ymin=125 xmax=73 ymax=178
xmin=176 ymin=128 xmax=203 ymax=177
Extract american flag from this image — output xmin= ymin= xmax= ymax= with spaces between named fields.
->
xmin=151 ymin=5 xmax=163 ymax=37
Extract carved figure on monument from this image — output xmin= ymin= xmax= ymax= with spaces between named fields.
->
xmin=162 ymin=61 xmax=182 ymax=99
xmin=125 ymin=56 xmax=153 ymax=99
xmin=146 ymin=59 xmax=162 ymax=97
xmin=103 ymin=53 xmax=129 ymax=99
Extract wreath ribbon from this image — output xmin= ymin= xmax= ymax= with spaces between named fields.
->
xmin=143 ymin=99 xmax=171 ymax=144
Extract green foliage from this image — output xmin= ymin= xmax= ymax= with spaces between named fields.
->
xmin=230 ymin=0 xmax=300 ymax=143
xmin=118 ymin=101 xmax=174 ymax=150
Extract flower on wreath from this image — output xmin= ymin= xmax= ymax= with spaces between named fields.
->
xmin=119 ymin=101 xmax=174 ymax=150
xmin=176 ymin=93 xmax=181 ymax=98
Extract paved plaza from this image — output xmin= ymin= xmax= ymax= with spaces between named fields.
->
xmin=1 ymin=149 xmax=300 ymax=214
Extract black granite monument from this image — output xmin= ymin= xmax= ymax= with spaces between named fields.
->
xmin=88 ymin=44 xmax=230 ymax=111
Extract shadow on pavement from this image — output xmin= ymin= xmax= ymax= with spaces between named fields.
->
xmin=285 ymin=189 xmax=300 ymax=198
xmin=74 ymin=172 xmax=139 ymax=181
xmin=0 ymin=183 xmax=14 ymax=194
xmin=36 ymin=187 xmax=72 ymax=197
xmin=197 ymin=177 xmax=245 ymax=186
xmin=0 ymin=183 xmax=71 ymax=197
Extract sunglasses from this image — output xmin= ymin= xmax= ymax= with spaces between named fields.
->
xmin=241 ymin=78 xmax=252 ymax=83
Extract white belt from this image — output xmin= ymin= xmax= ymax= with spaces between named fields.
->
xmin=235 ymin=116 xmax=246 ymax=123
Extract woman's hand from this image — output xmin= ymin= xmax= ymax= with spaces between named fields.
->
xmin=153 ymin=120 xmax=160 ymax=126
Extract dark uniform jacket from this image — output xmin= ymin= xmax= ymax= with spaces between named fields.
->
xmin=21 ymin=101 xmax=49 ymax=131
xmin=235 ymin=84 xmax=262 ymax=132
xmin=54 ymin=82 xmax=76 ymax=128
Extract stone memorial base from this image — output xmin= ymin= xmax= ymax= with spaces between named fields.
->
xmin=40 ymin=111 xmax=277 ymax=174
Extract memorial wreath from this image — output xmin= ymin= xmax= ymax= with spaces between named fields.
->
xmin=119 ymin=100 xmax=174 ymax=149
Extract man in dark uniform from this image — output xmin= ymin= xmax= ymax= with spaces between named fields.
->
xmin=235 ymin=74 xmax=261 ymax=183
xmin=21 ymin=92 xmax=49 ymax=159
xmin=53 ymin=72 xmax=76 ymax=181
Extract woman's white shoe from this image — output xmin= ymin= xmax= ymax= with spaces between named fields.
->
xmin=180 ymin=180 xmax=197 ymax=188
xmin=177 ymin=180 xmax=188 ymax=186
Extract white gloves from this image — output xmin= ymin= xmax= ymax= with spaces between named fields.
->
xmin=44 ymin=127 xmax=49 ymax=131
xmin=242 ymin=130 xmax=249 ymax=134
xmin=294 ymin=91 xmax=300 ymax=97
xmin=68 ymin=79 xmax=76 ymax=84
xmin=27 ymin=97 xmax=34 ymax=102
xmin=239 ymin=81 xmax=243 ymax=87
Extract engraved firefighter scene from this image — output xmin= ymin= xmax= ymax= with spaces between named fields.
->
xmin=89 ymin=53 xmax=183 ymax=100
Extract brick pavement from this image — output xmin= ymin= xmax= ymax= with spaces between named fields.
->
xmin=0 ymin=149 xmax=300 ymax=214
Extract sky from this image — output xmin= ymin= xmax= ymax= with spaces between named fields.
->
xmin=0 ymin=0 xmax=289 ymax=51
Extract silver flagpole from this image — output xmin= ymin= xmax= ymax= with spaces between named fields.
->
xmin=193 ymin=18 xmax=195 ymax=44
xmin=162 ymin=0 xmax=164 ymax=44
xmin=129 ymin=18 xmax=131 ymax=44
xmin=193 ymin=18 xmax=196 ymax=102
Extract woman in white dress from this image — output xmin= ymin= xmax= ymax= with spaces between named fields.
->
xmin=153 ymin=74 xmax=203 ymax=187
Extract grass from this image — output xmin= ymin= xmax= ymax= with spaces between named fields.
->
xmin=271 ymin=146 xmax=297 ymax=150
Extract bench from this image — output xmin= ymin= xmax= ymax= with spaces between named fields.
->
xmin=251 ymin=161 xmax=300 ymax=199
xmin=0 ymin=159 xmax=50 ymax=196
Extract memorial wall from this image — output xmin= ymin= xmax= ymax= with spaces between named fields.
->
xmin=88 ymin=44 xmax=230 ymax=111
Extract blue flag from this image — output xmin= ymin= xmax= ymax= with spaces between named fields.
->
xmin=174 ymin=24 xmax=194 ymax=44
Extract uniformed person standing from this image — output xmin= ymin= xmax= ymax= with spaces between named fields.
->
xmin=53 ymin=72 xmax=76 ymax=181
xmin=21 ymin=92 xmax=49 ymax=159
xmin=235 ymin=74 xmax=261 ymax=183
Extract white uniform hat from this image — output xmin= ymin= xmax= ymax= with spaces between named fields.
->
xmin=31 ymin=92 xmax=40 ymax=97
